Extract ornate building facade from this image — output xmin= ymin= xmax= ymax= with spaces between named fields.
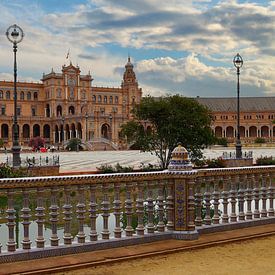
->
xmin=197 ymin=97 xmax=275 ymax=144
xmin=0 ymin=57 xmax=142 ymax=149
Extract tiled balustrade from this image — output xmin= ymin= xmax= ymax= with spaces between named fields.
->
xmin=0 ymin=166 xmax=274 ymax=262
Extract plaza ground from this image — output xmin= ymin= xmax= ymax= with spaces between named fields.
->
xmin=61 ymin=235 xmax=275 ymax=275
xmin=1 ymin=224 xmax=274 ymax=274
xmin=0 ymin=147 xmax=275 ymax=173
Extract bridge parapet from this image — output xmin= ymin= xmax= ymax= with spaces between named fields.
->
xmin=0 ymin=165 xmax=274 ymax=262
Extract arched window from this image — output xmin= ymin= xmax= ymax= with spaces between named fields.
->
xmin=69 ymin=106 xmax=75 ymax=115
xmin=20 ymin=91 xmax=24 ymax=100
xmin=34 ymin=92 xmax=38 ymax=100
xmin=104 ymin=96 xmax=107 ymax=103
xmin=56 ymin=88 xmax=62 ymax=98
xmin=56 ymin=105 xmax=62 ymax=116
xmin=115 ymin=96 xmax=119 ymax=104
xmin=92 ymin=95 xmax=96 ymax=102
xmin=6 ymin=91 xmax=10 ymax=100
xmin=0 ymin=91 xmax=3 ymax=99
xmin=109 ymin=96 xmax=113 ymax=104
xmin=27 ymin=92 xmax=31 ymax=100
xmin=98 ymin=95 xmax=102 ymax=102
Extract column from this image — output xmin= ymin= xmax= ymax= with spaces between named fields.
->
xmin=76 ymin=185 xmax=86 ymax=243
xmin=136 ymin=181 xmax=145 ymax=235
xmin=36 ymin=187 xmax=45 ymax=248
xmin=101 ymin=183 xmax=110 ymax=239
xmin=125 ymin=182 xmax=134 ymax=237
xmin=113 ymin=182 xmax=122 ymax=238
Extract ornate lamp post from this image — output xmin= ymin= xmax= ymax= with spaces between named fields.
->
xmin=233 ymin=53 xmax=243 ymax=159
xmin=62 ymin=116 xmax=65 ymax=148
xmin=109 ymin=114 xmax=113 ymax=140
xmin=6 ymin=24 xmax=24 ymax=167
xmin=85 ymin=113 xmax=88 ymax=141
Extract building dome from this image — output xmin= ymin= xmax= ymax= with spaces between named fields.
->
xmin=168 ymin=144 xmax=192 ymax=171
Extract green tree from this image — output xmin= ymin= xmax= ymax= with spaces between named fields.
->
xmin=66 ymin=138 xmax=82 ymax=151
xmin=29 ymin=136 xmax=45 ymax=150
xmin=120 ymin=95 xmax=215 ymax=169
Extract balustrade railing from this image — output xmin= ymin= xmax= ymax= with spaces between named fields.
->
xmin=0 ymin=166 xmax=274 ymax=262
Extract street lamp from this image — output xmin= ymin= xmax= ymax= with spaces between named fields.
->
xmin=85 ymin=113 xmax=88 ymax=141
xmin=6 ymin=24 xmax=24 ymax=168
xmin=109 ymin=114 xmax=113 ymax=140
xmin=233 ymin=53 xmax=243 ymax=159
xmin=62 ymin=116 xmax=65 ymax=148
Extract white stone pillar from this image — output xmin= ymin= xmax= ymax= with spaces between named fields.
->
xmin=69 ymin=130 xmax=72 ymax=139
xmin=76 ymin=129 xmax=78 ymax=138
xmin=58 ymin=131 xmax=61 ymax=143
xmin=53 ymin=131 xmax=55 ymax=143
xmin=64 ymin=130 xmax=66 ymax=141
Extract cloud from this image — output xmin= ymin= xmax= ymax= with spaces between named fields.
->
xmin=0 ymin=0 xmax=274 ymax=97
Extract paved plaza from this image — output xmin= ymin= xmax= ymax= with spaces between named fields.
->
xmin=0 ymin=147 xmax=274 ymax=172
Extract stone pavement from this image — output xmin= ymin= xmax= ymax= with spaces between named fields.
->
xmin=1 ymin=147 xmax=275 ymax=173
xmin=1 ymin=224 xmax=274 ymax=275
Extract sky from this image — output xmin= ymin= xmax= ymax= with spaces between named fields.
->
xmin=0 ymin=0 xmax=274 ymax=97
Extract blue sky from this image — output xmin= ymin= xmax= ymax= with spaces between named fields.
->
xmin=0 ymin=0 xmax=274 ymax=97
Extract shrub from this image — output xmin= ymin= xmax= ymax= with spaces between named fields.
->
xmin=256 ymin=156 xmax=275 ymax=165
xmin=29 ymin=137 xmax=45 ymax=150
xmin=139 ymin=162 xmax=162 ymax=172
xmin=254 ymin=137 xmax=266 ymax=144
xmin=206 ymin=158 xmax=226 ymax=168
xmin=0 ymin=163 xmax=27 ymax=178
xmin=97 ymin=163 xmax=134 ymax=173
xmin=215 ymin=137 xmax=228 ymax=147
xmin=66 ymin=138 xmax=82 ymax=151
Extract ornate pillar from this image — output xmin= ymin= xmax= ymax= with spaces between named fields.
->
xmin=21 ymin=189 xmax=32 ymax=249
xmin=6 ymin=190 xmax=16 ymax=252
xmin=76 ymin=185 xmax=86 ymax=243
xmin=187 ymin=177 xmax=196 ymax=231
xmin=113 ymin=182 xmax=122 ymax=238
xmin=212 ymin=177 xmax=220 ymax=224
xmin=101 ymin=183 xmax=110 ymax=239
xmin=203 ymin=177 xmax=212 ymax=225
xmin=63 ymin=185 xmax=73 ymax=245
xmin=146 ymin=181 xmax=155 ymax=233
xmin=221 ymin=175 xmax=230 ymax=223
xmin=230 ymin=175 xmax=237 ymax=222
xmin=36 ymin=187 xmax=45 ymax=248
xmin=245 ymin=173 xmax=253 ymax=220
xmin=125 ymin=182 xmax=134 ymax=237
xmin=194 ymin=177 xmax=203 ymax=226
xmin=89 ymin=184 xmax=98 ymax=241
xmin=157 ymin=180 xmax=165 ymax=232
xmin=136 ymin=181 xmax=145 ymax=235
xmin=49 ymin=186 xmax=60 ymax=246
xmin=238 ymin=174 xmax=245 ymax=221
xmin=260 ymin=173 xmax=268 ymax=217
xmin=166 ymin=179 xmax=174 ymax=231
xmin=267 ymin=173 xmax=274 ymax=216
xmin=253 ymin=174 xmax=260 ymax=218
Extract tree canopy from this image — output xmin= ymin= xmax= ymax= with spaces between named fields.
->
xmin=120 ymin=95 xmax=215 ymax=169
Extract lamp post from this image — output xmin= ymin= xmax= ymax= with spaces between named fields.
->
xmin=109 ymin=114 xmax=113 ymax=140
xmin=233 ymin=53 xmax=243 ymax=159
xmin=62 ymin=116 xmax=65 ymax=148
xmin=6 ymin=24 xmax=24 ymax=168
xmin=85 ymin=113 xmax=88 ymax=141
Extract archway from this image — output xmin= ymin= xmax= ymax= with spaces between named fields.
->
xmin=57 ymin=105 xmax=62 ymax=117
xmin=33 ymin=124 xmax=40 ymax=137
xmin=1 ymin=124 xmax=9 ymax=138
xmin=69 ymin=106 xmax=75 ymax=115
xmin=23 ymin=124 xmax=30 ymax=138
xmin=240 ymin=126 xmax=245 ymax=138
xmin=55 ymin=125 xmax=59 ymax=143
xmin=215 ymin=126 xmax=222 ymax=138
xmin=249 ymin=126 xmax=257 ymax=138
xmin=71 ymin=123 xmax=76 ymax=138
xmin=77 ymin=123 xmax=82 ymax=139
xmin=65 ymin=124 xmax=70 ymax=140
xmin=101 ymin=123 xmax=111 ymax=139
xmin=43 ymin=124 xmax=50 ymax=139
xmin=226 ymin=126 xmax=234 ymax=138
xmin=261 ymin=126 xmax=269 ymax=138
